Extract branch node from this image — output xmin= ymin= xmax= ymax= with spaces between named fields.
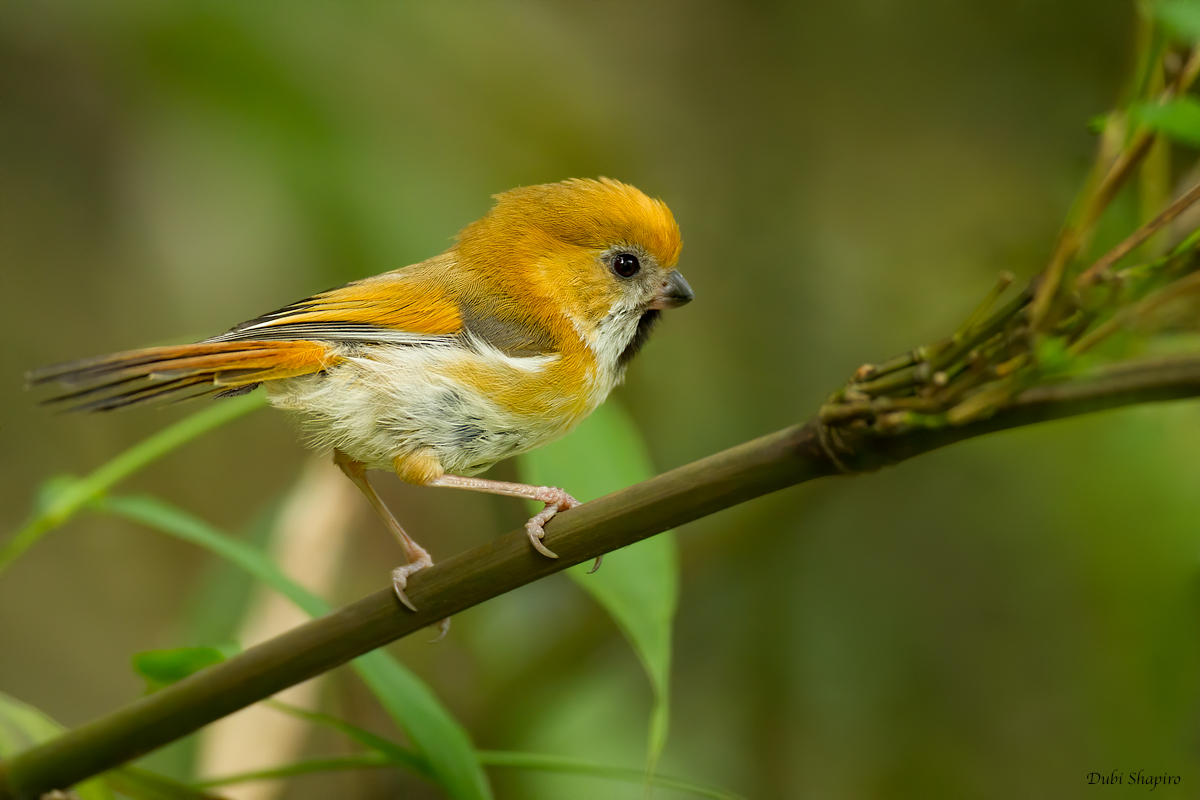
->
xmin=816 ymin=420 xmax=857 ymax=475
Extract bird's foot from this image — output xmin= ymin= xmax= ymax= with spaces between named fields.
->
xmin=523 ymin=486 xmax=581 ymax=560
xmin=391 ymin=549 xmax=433 ymax=612
xmin=392 ymin=561 xmax=450 ymax=640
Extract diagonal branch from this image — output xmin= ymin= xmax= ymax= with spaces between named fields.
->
xmin=5 ymin=353 xmax=1200 ymax=799
xmin=1076 ymin=179 xmax=1200 ymax=288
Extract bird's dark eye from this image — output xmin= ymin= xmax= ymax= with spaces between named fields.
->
xmin=612 ymin=253 xmax=641 ymax=278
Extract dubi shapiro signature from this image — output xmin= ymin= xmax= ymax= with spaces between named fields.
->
xmin=1088 ymin=770 xmax=1180 ymax=790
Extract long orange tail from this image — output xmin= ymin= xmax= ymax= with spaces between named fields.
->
xmin=28 ymin=340 xmax=336 ymax=411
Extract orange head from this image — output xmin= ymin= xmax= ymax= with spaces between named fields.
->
xmin=452 ymin=178 xmax=691 ymax=356
xmin=456 ymin=179 xmax=686 ymax=314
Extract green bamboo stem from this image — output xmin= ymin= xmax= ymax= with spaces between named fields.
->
xmin=5 ymin=353 xmax=1200 ymax=799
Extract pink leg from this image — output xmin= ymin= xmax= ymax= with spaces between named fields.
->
xmin=429 ymin=475 xmax=592 ymax=566
xmin=334 ymin=450 xmax=432 ymax=612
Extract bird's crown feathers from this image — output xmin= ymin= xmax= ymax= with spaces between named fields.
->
xmin=455 ymin=177 xmax=681 ymax=270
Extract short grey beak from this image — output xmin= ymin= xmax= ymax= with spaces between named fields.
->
xmin=650 ymin=270 xmax=694 ymax=310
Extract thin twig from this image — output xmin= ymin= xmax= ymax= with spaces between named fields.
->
xmin=1029 ymin=131 xmax=1157 ymax=330
xmin=1076 ymin=180 xmax=1200 ymax=287
xmin=1029 ymin=45 xmax=1200 ymax=330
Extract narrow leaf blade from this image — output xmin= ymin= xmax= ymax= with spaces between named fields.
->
xmin=106 ymin=766 xmax=230 ymax=799
xmin=1 ymin=393 xmax=265 ymax=573
xmin=99 ymin=494 xmax=492 ymax=800
xmin=479 ymin=750 xmax=746 ymax=800
xmin=0 ymin=691 xmax=116 ymax=800
xmin=201 ymin=750 xmax=747 ymax=800
xmin=518 ymin=400 xmax=679 ymax=769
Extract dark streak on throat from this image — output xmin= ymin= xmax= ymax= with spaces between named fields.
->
xmin=617 ymin=310 xmax=661 ymax=369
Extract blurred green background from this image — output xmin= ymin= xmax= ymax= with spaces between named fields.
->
xmin=4 ymin=1 xmax=1198 ymax=798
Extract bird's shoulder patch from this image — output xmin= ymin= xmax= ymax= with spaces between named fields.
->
xmin=457 ymin=296 xmax=562 ymax=359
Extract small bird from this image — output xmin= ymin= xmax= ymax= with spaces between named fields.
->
xmin=30 ymin=178 xmax=692 ymax=610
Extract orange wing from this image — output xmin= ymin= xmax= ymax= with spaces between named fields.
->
xmin=31 ymin=259 xmax=466 ymax=411
xmin=206 ymin=264 xmax=463 ymax=345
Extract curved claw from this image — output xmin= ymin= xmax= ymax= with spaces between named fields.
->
xmin=428 ymin=618 xmax=451 ymax=643
xmin=523 ymin=489 xmax=581 ymax=559
xmin=392 ymin=582 xmax=418 ymax=612
xmin=392 ymin=564 xmax=425 ymax=612
xmin=526 ymin=523 xmax=560 ymax=559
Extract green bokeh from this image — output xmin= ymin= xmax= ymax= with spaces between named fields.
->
xmin=4 ymin=2 xmax=1197 ymax=799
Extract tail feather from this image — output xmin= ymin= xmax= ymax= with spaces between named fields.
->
xmin=66 ymin=375 xmax=216 ymax=412
xmin=29 ymin=340 xmax=335 ymax=411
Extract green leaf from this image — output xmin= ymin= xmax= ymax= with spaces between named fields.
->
xmin=265 ymin=701 xmax=427 ymax=776
xmin=198 ymin=751 xmax=745 ymax=800
xmin=193 ymin=755 xmax=391 ymax=789
xmin=351 ymin=651 xmax=492 ymax=798
xmin=99 ymin=493 xmax=491 ymax=800
xmin=517 ymin=399 xmax=679 ymax=773
xmin=1155 ymin=0 xmax=1200 ymax=43
xmin=479 ymin=751 xmax=747 ymax=800
xmin=105 ymin=766 xmax=230 ymax=800
xmin=0 ymin=691 xmax=116 ymax=800
xmin=133 ymin=648 xmax=228 ymax=693
xmin=1131 ymin=98 xmax=1200 ymax=148
xmin=1 ymin=392 xmax=266 ymax=574
xmin=0 ymin=692 xmax=70 ymax=759
xmin=213 ymin=703 xmax=744 ymax=799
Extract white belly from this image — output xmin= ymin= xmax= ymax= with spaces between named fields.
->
xmin=265 ymin=342 xmax=577 ymax=476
